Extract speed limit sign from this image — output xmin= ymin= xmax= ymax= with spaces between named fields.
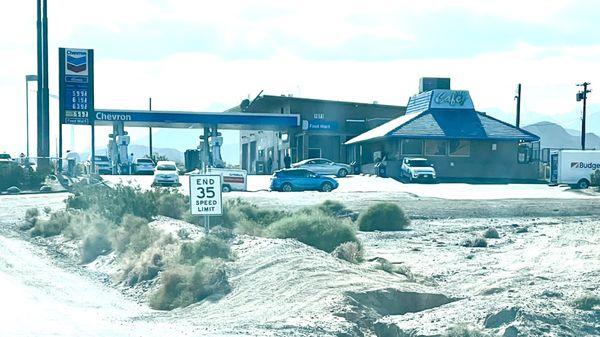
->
xmin=189 ymin=175 xmax=223 ymax=215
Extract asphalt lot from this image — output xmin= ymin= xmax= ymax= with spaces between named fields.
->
xmin=102 ymin=173 xmax=597 ymax=200
xmin=100 ymin=174 xmax=600 ymax=218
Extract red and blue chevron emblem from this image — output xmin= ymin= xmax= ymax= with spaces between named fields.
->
xmin=67 ymin=54 xmax=87 ymax=73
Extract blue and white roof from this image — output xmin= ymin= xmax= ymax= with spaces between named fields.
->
xmin=346 ymin=89 xmax=539 ymax=145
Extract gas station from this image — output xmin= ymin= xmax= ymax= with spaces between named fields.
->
xmin=58 ymin=47 xmax=300 ymax=174
xmin=93 ymin=109 xmax=299 ymax=174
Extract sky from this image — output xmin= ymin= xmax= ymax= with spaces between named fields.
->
xmin=1 ymin=0 xmax=600 ymax=162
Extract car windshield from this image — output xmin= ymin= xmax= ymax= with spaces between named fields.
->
xmin=156 ymin=164 xmax=176 ymax=171
xmin=0 ymin=154 xmax=11 ymax=159
xmin=408 ymin=159 xmax=430 ymax=167
xmin=137 ymin=159 xmax=154 ymax=164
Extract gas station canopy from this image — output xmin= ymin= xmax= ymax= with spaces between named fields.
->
xmin=93 ymin=109 xmax=300 ymax=130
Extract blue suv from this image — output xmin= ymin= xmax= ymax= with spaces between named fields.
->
xmin=270 ymin=169 xmax=339 ymax=192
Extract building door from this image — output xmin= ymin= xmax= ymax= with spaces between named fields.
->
xmin=249 ymin=141 xmax=257 ymax=173
xmin=308 ymin=148 xmax=321 ymax=159
xmin=296 ymin=135 xmax=304 ymax=161
xmin=241 ymin=143 xmax=248 ymax=171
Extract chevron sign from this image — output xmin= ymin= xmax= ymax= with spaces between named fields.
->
xmin=65 ymin=49 xmax=88 ymax=75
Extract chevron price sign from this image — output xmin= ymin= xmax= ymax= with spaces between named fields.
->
xmin=59 ymin=48 xmax=95 ymax=125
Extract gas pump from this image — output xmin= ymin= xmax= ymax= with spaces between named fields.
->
xmin=108 ymin=121 xmax=131 ymax=174
xmin=210 ymin=128 xmax=225 ymax=168
xmin=116 ymin=134 xmax=131 ymax=174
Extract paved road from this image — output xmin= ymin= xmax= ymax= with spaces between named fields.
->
xmin=103 ymin=174 xmax=597 ymax=200
xmin=102 ymin=174 xmax=600 ymax=218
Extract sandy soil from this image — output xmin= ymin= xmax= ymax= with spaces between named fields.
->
xmin=0 ymin=190 xmax=599 ymax=336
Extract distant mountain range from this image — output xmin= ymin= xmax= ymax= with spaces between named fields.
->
xmin=82 ymin=142 xmax=241 ymax=165
xmin=523 ymin=121 xmax=600 ymax=149
xmin=81 ymin=145 xmax=184 ymax=163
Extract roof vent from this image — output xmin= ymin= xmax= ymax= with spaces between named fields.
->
xmin=419 ymin=77 xmax=451 ymax=93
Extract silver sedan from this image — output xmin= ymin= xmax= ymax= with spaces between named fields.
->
xmin=292 ymin=158 xmax=352 ymax=177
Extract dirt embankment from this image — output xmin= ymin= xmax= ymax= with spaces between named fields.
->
xmin=1 ymin=193 xmax=599 ymax=336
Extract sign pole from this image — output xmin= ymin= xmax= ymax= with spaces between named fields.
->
xmin=91 ymin=124 xmax=95 ymax=174
xmin=205 ymin=215 xmax=210 ymax=234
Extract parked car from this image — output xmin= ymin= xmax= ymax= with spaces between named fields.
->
xmin=0 ymin=153 xmax=13 ymax=165
xmin=152 ymin=161 xmax=180 ymax=187
xmin=134 ymin=158 xmax=155 ymax=175
xmin=87 ymin=155 xmax=111 ymax=174
xmin=291 ymin=158 xmax=352 ymax=177
xmin=401 ymin=157 xmax=437 ymax=183
xmin=270 ymin=168 xmax=339 ymax=192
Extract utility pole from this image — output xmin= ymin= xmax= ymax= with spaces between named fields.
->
xmin=36 ymin=0 xmax=50 ymax=170
xmin=149 ymin=97 xmax=153 ymax=159
xmin=42 ymin=0 xmax=49 ymax=162
xmin=515 ymin=83 xmax=522 ymax=128
xmin=36 ymin=0 xmax=43 ymax=162
xmin=576 ymin=82 xmax=591 ymax=150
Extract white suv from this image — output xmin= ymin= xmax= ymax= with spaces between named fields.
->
xmin=152 ymin=161 xmax=180 ymax=186
xmin=401 ymin=157 xmax=436 ymax=183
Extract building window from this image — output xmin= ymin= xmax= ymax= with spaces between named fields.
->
xmin=401 ymin=139 xmax=423 ymax=155
xmin=308 ymin=148 xmax=321 ymax=158
xmin=448 ymin=140 xmax=470 ymax=157
xmin=425 ymin=140 xmax=448 ymax=156
xmin=517 ymin=141 xmax=540 ymax=164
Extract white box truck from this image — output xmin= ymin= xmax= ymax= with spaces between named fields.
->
xmin=207 ymin=167 xmax=248 ymax=192
xmin=549 ymin=150 xmax=600 ymax=189
xmin=186 ymin=167 xmax=248 ymax=192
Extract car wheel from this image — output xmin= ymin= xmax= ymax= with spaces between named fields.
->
xmin=577 ymin=179 xmax=590 ymax=189
xmin=282 ymin=183 xmax=293 ymax=192
xmin=222 ymin=185 xmax=231 ymax=192
xmin=321 ymin=182 xmax=333 ymax=192
xmin=337 ymin=168 xmax=348 ymax=178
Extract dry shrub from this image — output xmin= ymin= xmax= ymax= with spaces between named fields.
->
xmin=331 ymin=242 xmax=364 ymax=264
xmin=483 ymin=227 xmax=500 ymax=239
xmin=81 ymin=232 xmax=112 ymax=263
xmin=31 ymin=210 xmax=74 ymax=237
xmin=445 ymin=325 xmax=495 ymax=337
xmin=357 ymin=203 xmax=410 ymax=231
xmin=120 ymin=234 xmax=176 ymax=286
xmin=149 ymin=258 xmax=229 ymax=310
xmin=462 ymin=237 xmax=488 ymax=248
xmin=155 ymin=189 xmax=188 ymax=219
xmin=374 ymin=258 xmax=414 ymax=280
xmin=268 ymin=212 xmax=358 ymax=253
xmin=112 ymin=215 xmax=159 ymax=254
xmin=25 ymin=207 xmax=40 ymax=220
xmin=573 ymin=294 xmax=600 ymax=311
xmin=180 ymin=236 xmax=231 ymax=264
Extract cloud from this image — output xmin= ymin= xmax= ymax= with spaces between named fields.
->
xmin=0 ymin=0 xmax=599 ymax=156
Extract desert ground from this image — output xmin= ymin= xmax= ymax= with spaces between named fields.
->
xmin=0 ymin=176 xmax=598 ymax=337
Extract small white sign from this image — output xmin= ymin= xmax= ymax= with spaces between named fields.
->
xmin=189 ymin=175 xmax=223 ymax=216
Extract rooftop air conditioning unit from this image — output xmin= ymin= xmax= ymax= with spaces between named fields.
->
xmin=419 ymin=77 xmax=451 ymax=93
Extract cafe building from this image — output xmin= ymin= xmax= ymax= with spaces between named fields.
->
xmin=345 ymin=80 xmax=541 ymax=181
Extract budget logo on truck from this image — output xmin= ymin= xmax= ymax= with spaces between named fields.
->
xmin=570 ymin=161 xmax=600 ymax=170
xmin=65 ymin=49 xmax=88 ymax=75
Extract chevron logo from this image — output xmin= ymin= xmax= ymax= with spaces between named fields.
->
xmin=65 ymin=49 xmax=88 ymax=74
